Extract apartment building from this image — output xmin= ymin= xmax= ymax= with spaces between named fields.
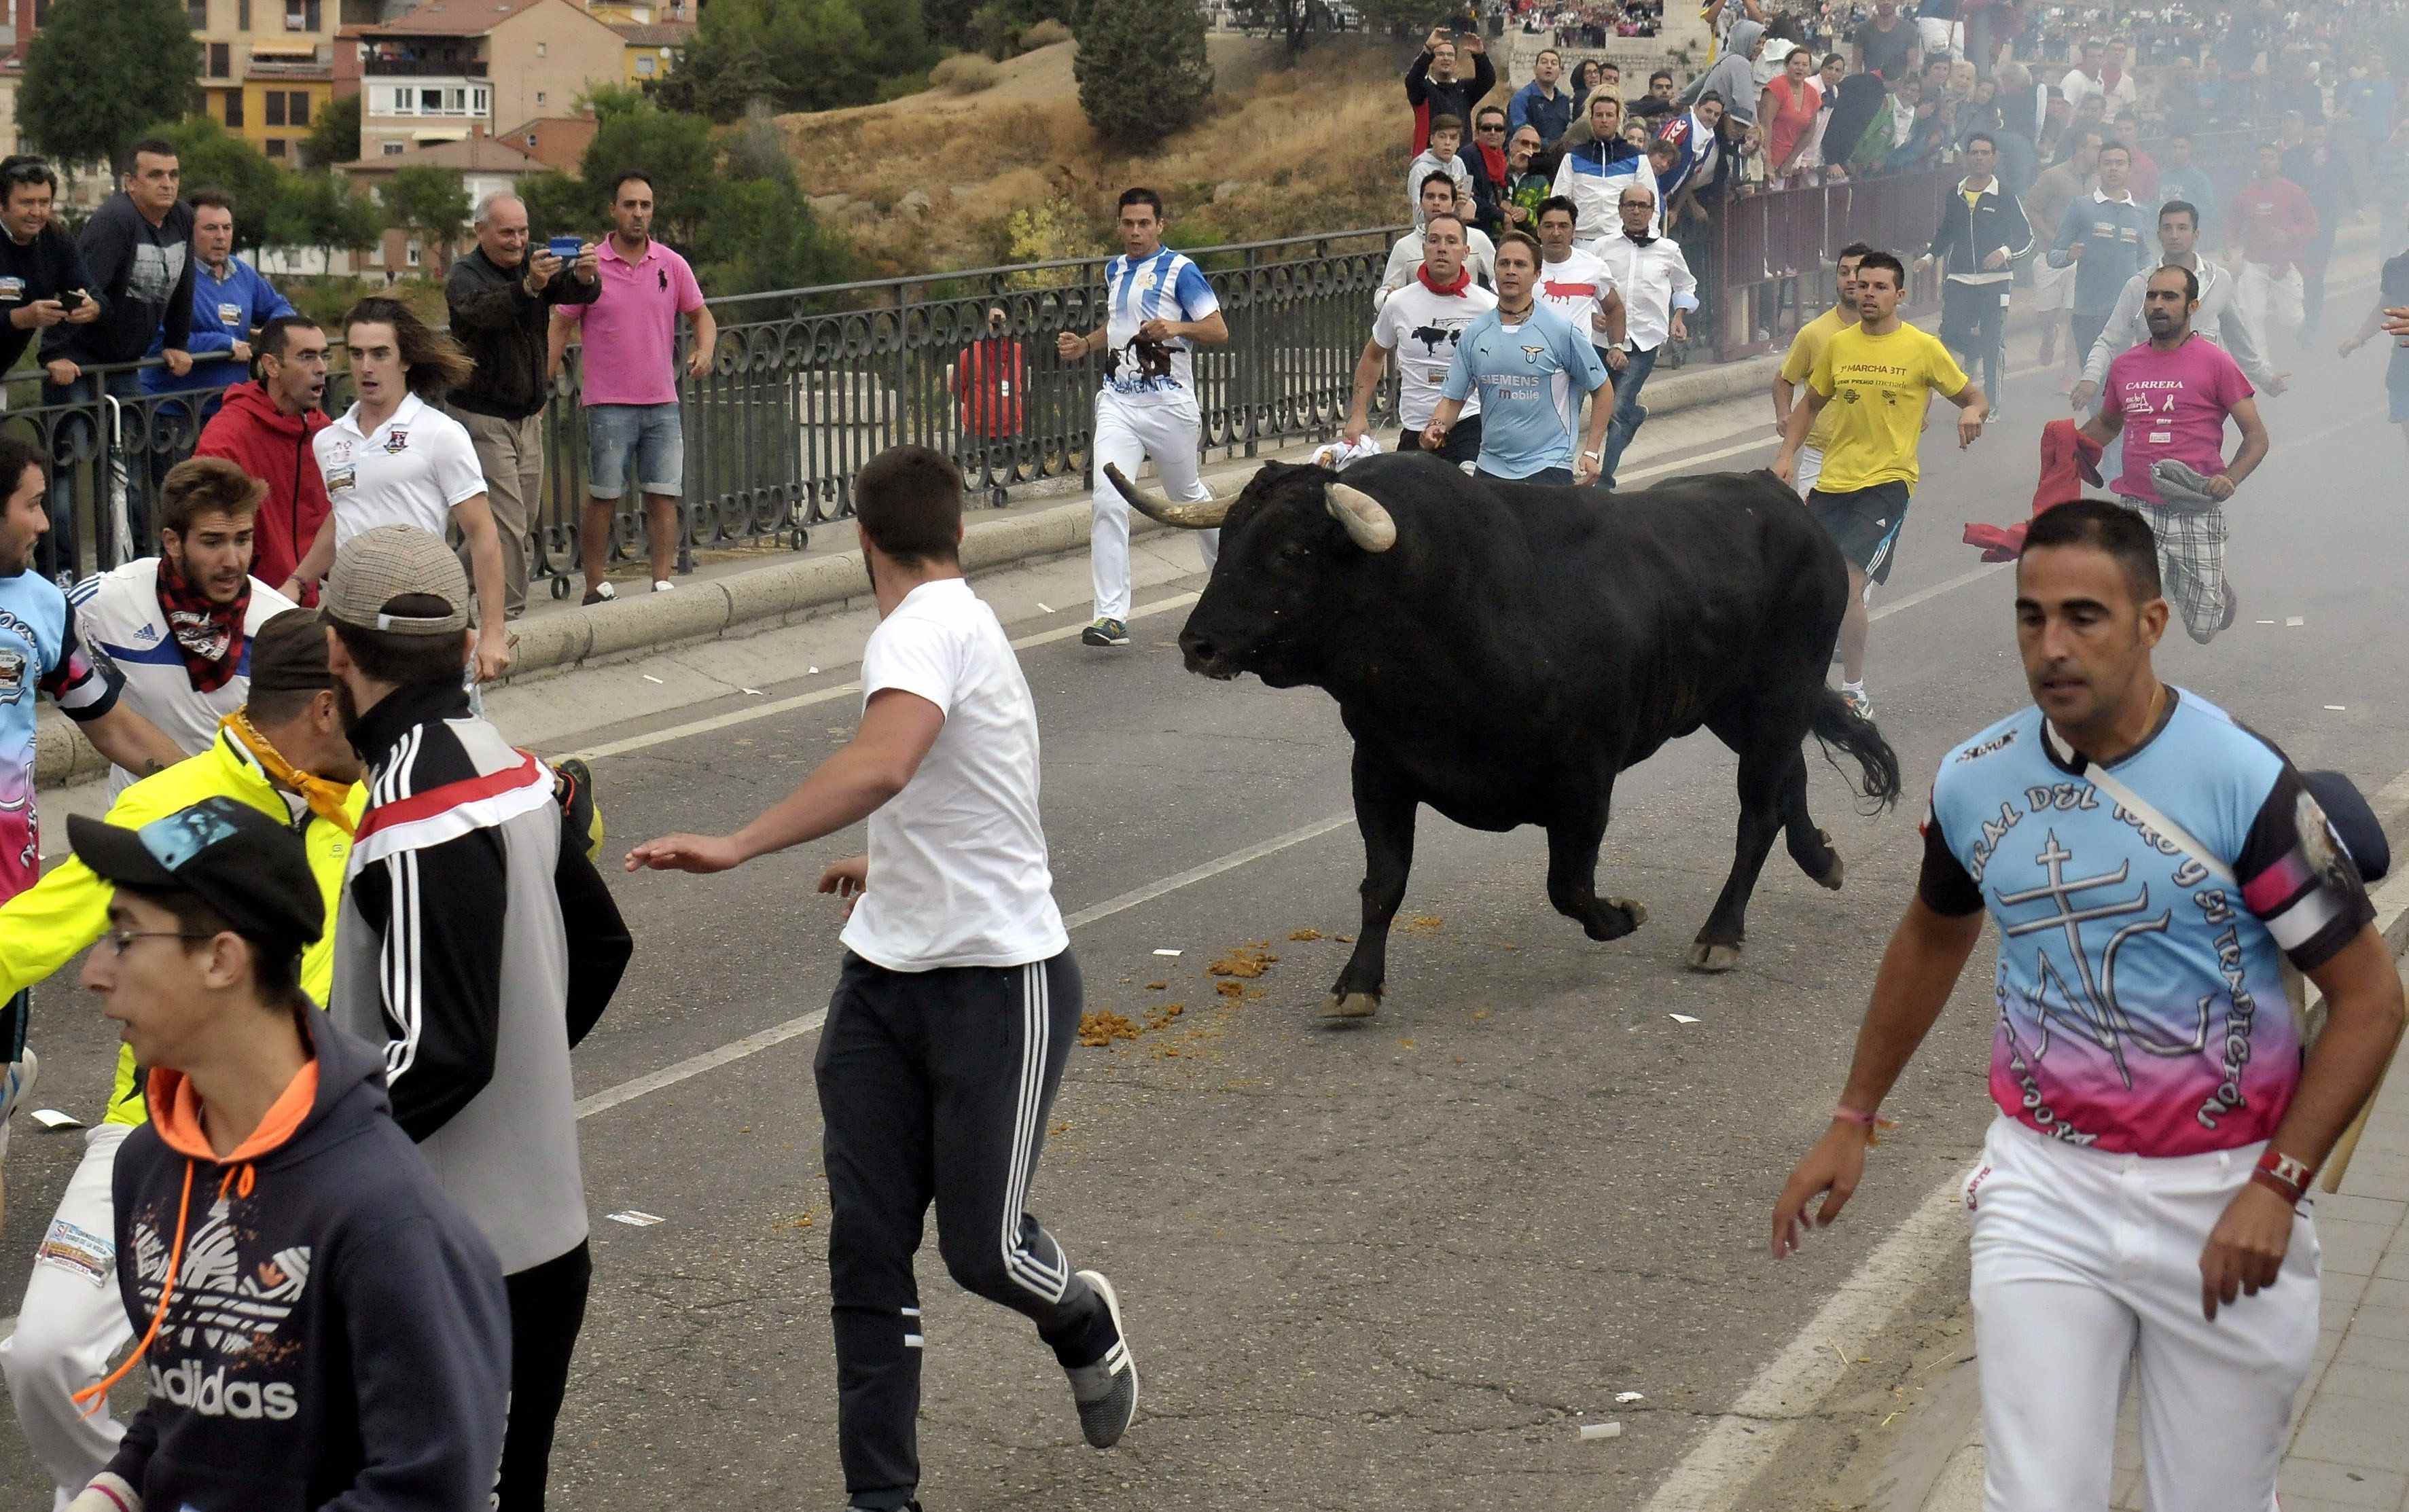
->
xmin=190 ymin=0 xmax=342 ymax=162
xmin=336 ymin=0 xmax=620 ymax=158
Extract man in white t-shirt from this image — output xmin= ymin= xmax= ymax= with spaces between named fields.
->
xmin=1056 ymin=188 xmax=1228 ymax=650
xmin=1342 ymin=211 xmax=1497 ymax=466
xmin=286 ymin=298 xmax=512 ymax=682
xmin=1376 ymin=175 xmax=1498 ymax=310
xmin=68 ymin=455 xmax=295 ymax=793
xmin=626 ymin=444 xmax=1137 ymax=1512
xmin=1533 ymin=195 xmax=1627 ymax=361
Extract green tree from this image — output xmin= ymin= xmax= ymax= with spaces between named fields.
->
xmin=300 ymin=94 xmax=363 ymax=170
xmin=1073 ymin=0 xmax=1211 ymax=149
xmin=144 ymin=116 xmax=286 ymax=251
xmin=515 ymin=170 xmax=601 ymax=244
xmin=268 ymin=171 xmax=383 ymax=274
xmin=650 ymin=0 xmax=781 ymax=123
xmin=577 ymin=101 xmax=717 ymax=244
xmin=381 ymin=164 xmax=470 ymax=274
xmin=18 ymin=0 xmax=202 ymax=175
xmin=652 ymin=0 xmax=936 ymax=118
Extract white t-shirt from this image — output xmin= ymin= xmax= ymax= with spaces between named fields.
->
xmin=69 ymin=560 xmax=296 ymax=794
xmin=1535 ymin=249 xmax=1613 ymax=342
xmin=1101 ymin=247 xmax=1220 ymax=403
xmin=1371 ymin=276 xmax=1497 ymax=429
xmin=840 ymin=578 xmax=1068 ymax=971
xmin=314 ymin=391 xmax=487 ymax=547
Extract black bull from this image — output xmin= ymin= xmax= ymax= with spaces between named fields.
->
xmin=1105 ymin=454 xmax=1904 ymax=1018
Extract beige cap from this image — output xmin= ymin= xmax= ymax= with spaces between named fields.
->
xmin=321 ymin=524 xmax=469 ymax=636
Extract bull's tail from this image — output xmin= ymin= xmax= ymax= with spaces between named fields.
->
xmin=1809 ymin=688 xmax=1904 ymax=812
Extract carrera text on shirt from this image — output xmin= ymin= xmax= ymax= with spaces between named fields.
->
xmin=1921 ymin=691 xmax=2374 ymax=1155
xmin=2103 ymin=335 xmax=2253 ymax=506
xmin=1101 ymin=247 xmax=1220 ymax=401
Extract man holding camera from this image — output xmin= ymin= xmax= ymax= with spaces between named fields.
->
xmin=0 ymin=159 xmax=101 ymax=391
xmin=445 ymin=191 xmax=598 ymax=619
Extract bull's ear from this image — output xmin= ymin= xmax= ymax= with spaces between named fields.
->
xmin=1324 ymin=483 xmax=1397 ymax=554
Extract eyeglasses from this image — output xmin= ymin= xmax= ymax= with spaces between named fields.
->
xmin=103 ymin=929 xmax=212 ymax=956
xmin=1478 ymin=123 xmax=1507 ymax=132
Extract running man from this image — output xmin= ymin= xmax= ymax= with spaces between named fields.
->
xmin=2338 ymin=240 xmax=2409 ymax=457
xmin=1343 ymin=209 xmax=1497 ymax=467
xmin=1918 ymin=133 xmax=2031 ymax=409
xmin=2079 ymin=264 xmax=2268 ymax=644
xmin=1772 ymin=251 xmax=1988 ymax=719
xmin=1422 ymin=231 xmax=1612 ymax=485
xmin=628 ymin=445 xmax=1139 ymax=1512
xmin=2073 ymin=199 xmax=2283 ymax=414
xmin=1058 ymin=188 xmax=1228 ymax=650
xmin=1772 ymin=242 xmax=1870 ymax=498
xmin=1770 ymin=499 xmax=2402 ymax=1512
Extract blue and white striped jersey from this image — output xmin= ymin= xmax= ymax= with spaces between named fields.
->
xmin=1101 ymin=247 xmax=1219 ymax=401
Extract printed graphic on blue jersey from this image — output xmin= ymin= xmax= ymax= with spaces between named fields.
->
xmin=1102 ymin=248 xmax=1219 ymax=398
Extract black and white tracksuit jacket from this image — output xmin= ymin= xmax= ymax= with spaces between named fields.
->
xmin=1926 ymin=177 xmax=2035 ymax=285
xmin=329 ymin=681 xmax=632 ymax=1276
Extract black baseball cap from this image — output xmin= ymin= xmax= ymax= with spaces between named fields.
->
xmin=69 ymin=797 xmax=323 ymax=952
xmin=2305 ymin=770 xmax=2391 ymax=886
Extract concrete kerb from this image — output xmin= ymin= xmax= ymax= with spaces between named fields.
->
xmin=33 ymin=348 xmax=1787 ymax=787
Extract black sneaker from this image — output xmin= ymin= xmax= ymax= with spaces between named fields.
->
xmin=1065 ymin=1270 xmax=1137 ymax=1449
xmin=581 ymin=582 xmax=617 ymax=606
xmin=1081 ymin=617 xmax=1129 ymax=648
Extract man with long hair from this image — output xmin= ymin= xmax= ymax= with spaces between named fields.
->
xmin=286 ymin=298 xmax=512 ymax=682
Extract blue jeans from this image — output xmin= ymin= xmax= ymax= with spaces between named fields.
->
xmin=37 ymin=368 xmax=151 ymax=578
xmin=585 ymin=401 xmax=685 ymax=501
xmin=1596 ymin=343 xmax=1660 ymax=488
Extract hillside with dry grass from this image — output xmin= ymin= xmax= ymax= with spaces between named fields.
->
xmin=779 ymin=34 xmax=1431 ymax=276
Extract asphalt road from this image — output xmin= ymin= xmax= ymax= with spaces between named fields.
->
xmin=3 ymin=288 xmax=2405 ymax=1511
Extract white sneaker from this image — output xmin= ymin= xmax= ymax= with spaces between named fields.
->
xmin=0 ymin=1048 xmax=37 ymax=1162
xmin=652 ymin=579 xmax=676 ymax=594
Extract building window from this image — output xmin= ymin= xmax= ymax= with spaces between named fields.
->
xmin=188 ymin=0 xmax=206 ymax=24
xmin=282 ymin=0 xmax=317 ymax=26
xmin=524 ymin=132 xmax=537 ymax=147
xmin=207 ymin=41 xmax=231 ymax=75
xmin=265 ymin=90 xmax=285 ymax=125
xmin=382 ymin=141 xmax=404 ymax=155
xmin=222 ymin=88 xmax=244 ymax=126
xmin=473 ymin=86 xmax=488 ymax=111
xmin=406 ymin=242 xmax=421 ymax=266
xmin=237 ymin=0 xmax=249 ymax=26
xmin=533 ymin=89 xmax=545 ymax=104
xmin=289 ymin=91 xmax=310 ymax=124
xmin=389 ymin=86 xmax=412 ymax=113
xmin=418 ymin=86 xmax=440 ymax=111
xmin=635 ymin=53 xmax=655 ymax=75
xmin=31 ymin=0 xmax=48 ymax=23
xmin=265 ymin=137 xmax=286 ymax=158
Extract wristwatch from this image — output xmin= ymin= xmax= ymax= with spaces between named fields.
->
xmin=1581 ymin=448 xmax=1603 ymax=461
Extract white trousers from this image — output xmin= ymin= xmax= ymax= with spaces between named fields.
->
xmin=2236 ymin=261 xmax=2304 ymax=342
xmin=1966 ymin=1115 xmax=2318 ymax=1512
xmin=1090 ymin=391 xmax=1217 ymax=623
xmin=3 ymin=1121 xmax=133 ymax=1509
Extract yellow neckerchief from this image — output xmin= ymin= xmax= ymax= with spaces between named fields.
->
xmin=220 ymin=710 xmax=357 ymax=836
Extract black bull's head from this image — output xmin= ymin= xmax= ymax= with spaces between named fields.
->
xmin=1103 ymin=461 xmax=1397 ymax=686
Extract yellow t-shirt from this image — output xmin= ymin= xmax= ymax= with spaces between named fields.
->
xmin=1778 ymin=306 xmax=1851 ymax=452
xmin=1808 ymin=321 xmax=1969 ymax=493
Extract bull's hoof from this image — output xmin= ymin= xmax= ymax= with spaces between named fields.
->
xmin=1583 ymin=897 xmax=1648 ymax=941
xmin=1685 ymin=941 xmax=1744 ymax=973
xmin=1815 ymin=848 xmax=1845 ymax=892
xmin=1321 ymin=992 xmax=1382 ymax=1020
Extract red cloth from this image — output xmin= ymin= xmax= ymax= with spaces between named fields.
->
xmin=1417 ymin=261 xmax=1473 ymax=295
xmin=951 ymin=337 xmax=1024 ymax=439
xmin=194 ymin=381 xmax=329 ymax=602
xmin=1476 ymin=140 xmax=1508 ymax=185
xmin=1961 ymin=419 xmax=2103 ymax=561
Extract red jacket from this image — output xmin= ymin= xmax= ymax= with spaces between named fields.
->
xmin=195 ymin=381 xmax=331 ymax=601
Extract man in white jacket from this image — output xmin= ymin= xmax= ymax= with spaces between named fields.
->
xmin=1592 ymin=183 xmax=1697 ymax=488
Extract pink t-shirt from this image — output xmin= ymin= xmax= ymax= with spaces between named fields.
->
xmin=2104 ymin=335 xmax=2252 ymax=506
xmin=554 ymin=237 xmax=705 ymax=407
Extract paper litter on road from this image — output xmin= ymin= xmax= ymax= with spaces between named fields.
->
xmin=1668 ymin=1013 xmax=1700 ymax=1025
xmin=2326 ymin=705 xmax=2348 ymax=711
xmin=1614 ymin=1391 xmax=1645 ymax=1403
xmin=1037 ymin=602 xmax=1054 ymax=613
xmin=1579 ymin=1421 xmax=1623 ymax=1441
xmin=606 ymin=1210 xmax=665 ymax=1227
xmin=1153 ymin=948 xmax=1183 ymax=957
xmin=2285 ymin=617 xmax=2305 ymax=627
xmin=641 ymin=674 xmax=665 ymax=685
xmin=2256 ymin=620 xmax=2276 ymax=626
xmin=741 ymin=688 xmax=763 ymax=696
xmin=807 ymin=666 xmax=820 ymax=675
xmin=29 ymin=1109 xmax=84 ymax=1130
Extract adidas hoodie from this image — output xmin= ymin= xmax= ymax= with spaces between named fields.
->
xmin=99 ymin=1013 xmax=510 ymax=1512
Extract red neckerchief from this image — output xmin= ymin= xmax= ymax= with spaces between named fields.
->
xmin=1476 ymin=141 xmax=1508 ymax=181
xmin=1417 ymin=262 xmax=1472 ymax=295
xmin=155 ymin=554 xmax=249 ymax=694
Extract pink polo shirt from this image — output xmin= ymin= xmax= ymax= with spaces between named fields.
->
xmin=554 ymin=236 xmax=705 ymax=407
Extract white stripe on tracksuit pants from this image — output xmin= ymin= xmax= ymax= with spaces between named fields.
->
xmin=1088 ymin=390 xmax=1217 ymax=624
xmin=816 ymin=948 xmax=1113 ymax=1509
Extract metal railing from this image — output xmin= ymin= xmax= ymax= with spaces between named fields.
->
xmin=11 ymin=226 xmax=1409 ymax=595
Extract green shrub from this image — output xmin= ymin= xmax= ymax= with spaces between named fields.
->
xmin=1020 ymin=16 xmax=1071 ymax=47
xmin=931 ymin=52 xmax=1002 ymax=92
xmin=875 ymin=69 xmax=933 ymax=101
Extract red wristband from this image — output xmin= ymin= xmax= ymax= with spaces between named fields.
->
xmin=1832 ymin=1104 xmax=1882 ymax=1127
xmin=2254 ymin=1145 xmax=2316 ymax=1204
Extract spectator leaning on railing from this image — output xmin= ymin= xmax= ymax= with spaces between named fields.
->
xmin=141 ymin=188 xmax=291 ymax=412
xmin=1406 ymin=26 xmax=1497 ymax=154
xmin=38 ymin=138 xmax=195 ymax=574
xmin=0 ymin=159 xmax=101 ymax=388
xmin=196 ymin=316 xmax=332 ymax=604
xmin=445 ymin=190 xmax=600 ymax=620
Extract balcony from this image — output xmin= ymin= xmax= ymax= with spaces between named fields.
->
xmin=248 ymin=44 xmax=332 ymax=75
xmin=362 ymin=56 xmax=487 ymax=76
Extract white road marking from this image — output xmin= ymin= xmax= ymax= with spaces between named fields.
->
xmin=576 ymin=811 xmax=1357 ymax=1120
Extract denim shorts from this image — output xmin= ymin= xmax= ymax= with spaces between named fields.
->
xmin=586 ymin=401 xmax=683 ymax=500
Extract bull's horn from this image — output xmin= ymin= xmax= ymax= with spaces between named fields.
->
xmin=1103 ymin=463 xmax=1230 ymax=530
xmin=1324 ymin=482 xmax=1397 ymax=554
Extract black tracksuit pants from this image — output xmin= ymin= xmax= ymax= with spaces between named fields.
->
xmin=817 ymin=949 xmax=1111 ymax=1509
xmin=499 ymin=1239 xmax=592 ymax=1512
